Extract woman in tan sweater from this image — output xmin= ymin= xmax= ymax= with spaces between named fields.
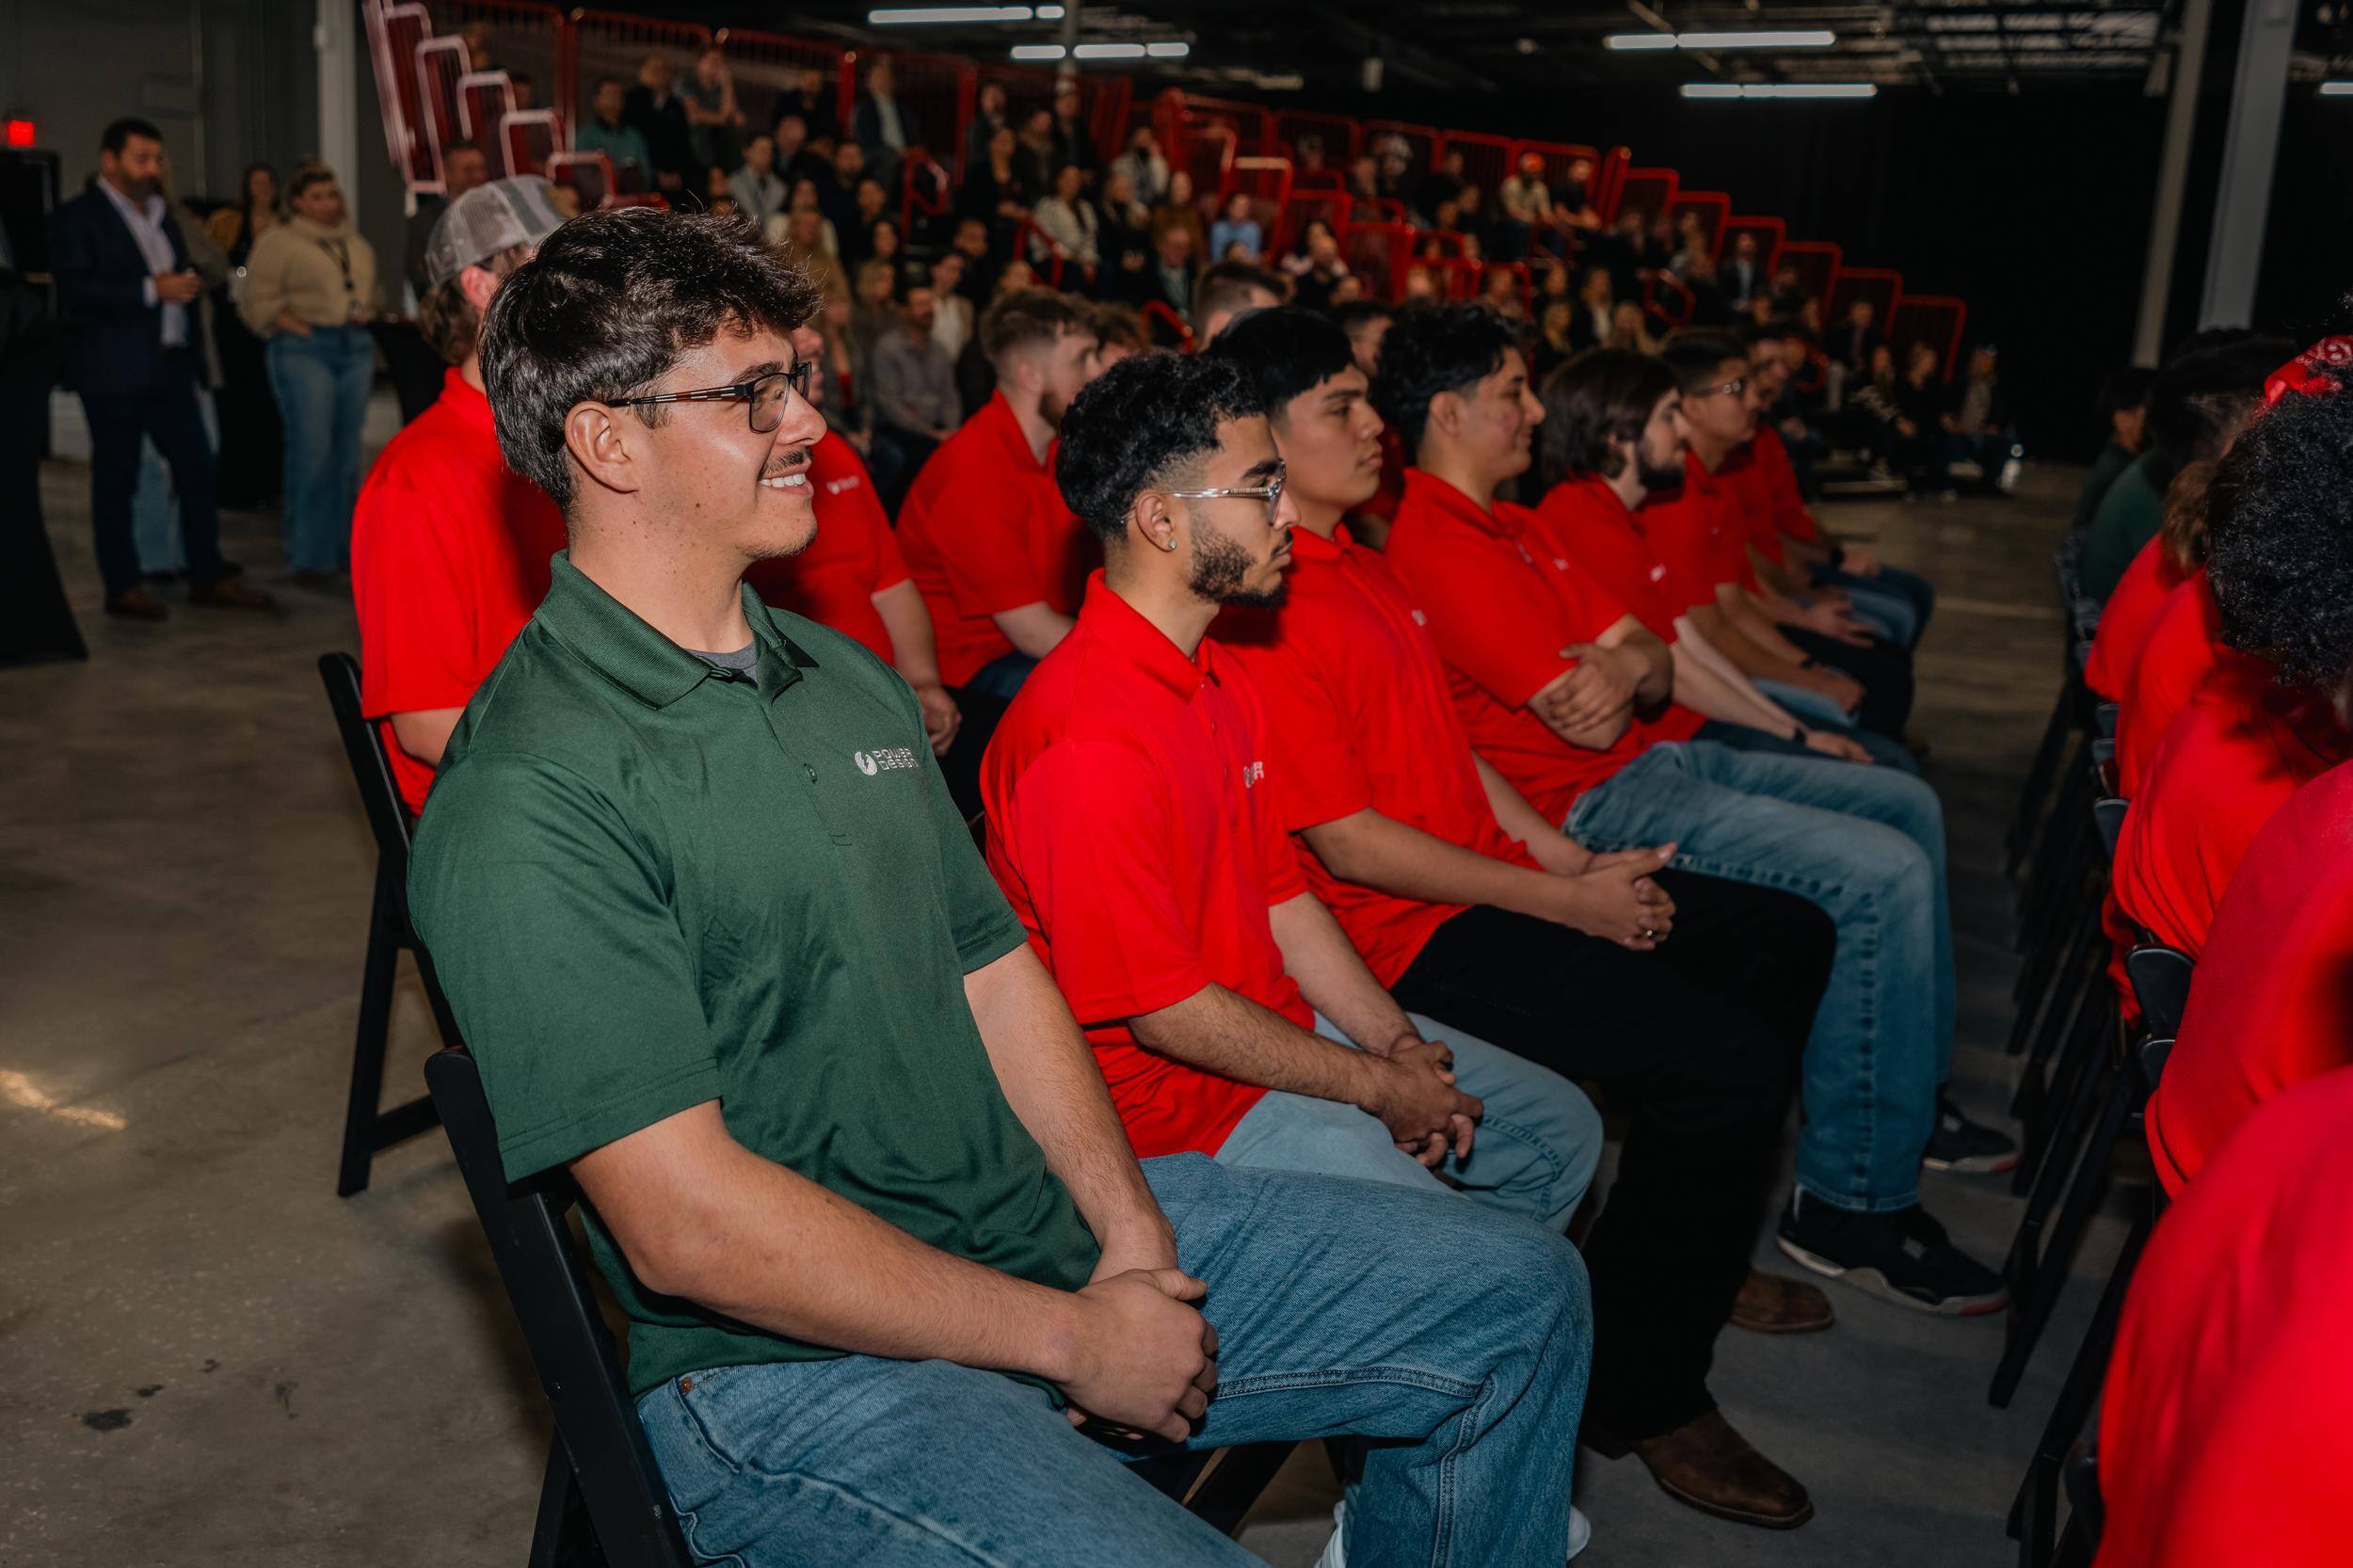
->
xmin=239 ymin=164 xmax=380 ymax=586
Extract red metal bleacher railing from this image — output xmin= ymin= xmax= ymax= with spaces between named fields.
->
xmin=1436 ymin=130 xmax=1513 ymax=204
xmin=1642 ymin=269 xmax=1696 ymax=330
xmin=501 ymin=107 xmax=561 ymax=177
xmin=457 ymin=71 xmax=516 ymax=142
xmin=1891 ymin=295 xmax=1969 ymax=380
xmin=719 ymin=28 xmax=848 ymax=149
xmin=1176 ymin=120 xmax=1238 ymax=211
xmin=898 ymin=146 xmax=953 ymax=242
xmin=367 ymin=1 xmax=443 ymax=190
xmin=416 ymin=37 xmax=472 ymax=179
xmin=545 ymin=148 xmax=615 ymax=209
xmin=1363 ymin=120 xmax=1440 ymax=181
xmin=1138 ymin=298 xmax=1194 ymax=350
xmin=1272 ymin=109 xmax=1360 ymax=169
xmin=1340 ymin=217 xmax=1413 ymax=303
xmin=1827 ymin=265 xmax=1904 ymax=335
xmin=990 ymin=63 xmax=1129 ymax=182
xmin=1273 ymin=186 xmax=1351 ymax=258
xmin=1666 ymin=190 xmax=1731 ymax=259
xmin=1153 ymin=89 xmax=1275 ymax=176
xmin=1720 ymin=215 xmax=1786 ymax=276
xmin=430 ymin=0 xmax=568 ymax=137
xmin=1779 ymin=240 xmax=1843 ymax=310
xmin=1610 ymin=166 xmax=1679 ymax=225
xmin=562 ymin=11 xmax=711 ymax=150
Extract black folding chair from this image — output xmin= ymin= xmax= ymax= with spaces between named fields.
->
xmin=319 ymin=651 xmax=456 ymax=1196
xmin=428 ymin=1042 xmax=1294 ymax=1562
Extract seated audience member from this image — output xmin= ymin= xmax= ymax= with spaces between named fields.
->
xmin=1495 ymin=152 xmax=1557 ymax=261
xmin=866 ymin=284 xmax=961 ymax=513
xmin=1209 ymin=312 xmax=1838 ymax=1525
xmin=1831 ymin=297 xmax=1881 ymax=375
xmin=1013 ymin=108 xmax=1058 ymax=199
xmin=1031 ymin=164 xmax=1100 ymax=271
xmin=2112 ymin=381 xmax=2353 ymax=967
xmin=2084 ymin=457 xmax=2210 ymax=706
xmin=744 ymin=323 xmax=986 ymax=813
xmin=898 ymin=290 xmax=1102 ymax=698
xmin=928 ymin=253 xmax=975 ymax=360
xmin=1096 ymin=167 xmax=1155 ymax=292
xmin=981 ymin=349 xmax=1605 ymax=1560
xmin=1048 ymin=86 xmax=1096 ymax=182
xmin=1151 ymin=170 xmax=1209 ymax=261
xmin=623 ymin=53 xmax=695 ymax=194
xmin=2081 ymin=334 xmax=2288 ymax=601
xmin=352 ymin=177 xmax=567 ymax=814
xmin=1088 ymin=300 xmax=1146 ymax=370
xmin=1192 ymin=259 xmax=1287 ymax=346
xmin=1333 ymin=300 xmax=1405 ymax=546
xmin=1942 ymin=345 xmax=2020 ymax=491
xmin=1648 ymin=334 xmax=1916 ymax=739
xmin=851 ymin=56 xmax=918 ymax=195
xmin=836 ymin=176 xmax=890 ymax=268
xmin=2096 ymin=1066 xmax=2353 ymax=1568
xmin=2070 ymin=367 xmax=2153 ymax=536
xmin=1286 ymin=223 xmax=1352 ymax=313
xmin=1376 ymin=304 xmax=2009 ymax=1309
xmin=1142 ymin=222 xmax=1200 ymax=331
xmin=1892 ymin=343 xmax=1955 ymax=494
xmin=579 ymin=78 xmax=654 ymax=189
xmin=1110 ymin=124 xmax=1170 ymax=206
xmin=1736 ymin=326 xmax=1935 ymax=651
xmin=962 ymin=80 xmax=1010 ymax=178
xmin=2115 ymin=556 xmax=2224 ymax=798
xmin=957 ymin=126 xmax=1034 ymax=258
xmin=1207 ymin=192 xmax=1264 ymax=263
xmin=418 ymin=208 xmax=1591 ymax=1568
xmin=1535 ymin=349 xmax=1914 ymax=774
xmin=728 ymin=134 xmax=787 ymax=233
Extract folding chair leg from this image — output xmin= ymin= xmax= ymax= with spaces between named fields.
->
xmin=2007 ymin=690 xmax=2074 ymax=876
xmin=2010 ymin=1209 xmax=2145 ymax=1568
xmin=338 ymin=867 xmax=406 ymax=1198
xmin=1991 ymin=1067 xmax=2135 ymax=1408
xmin=528 ymin=1436 xmax=603 ymax=1568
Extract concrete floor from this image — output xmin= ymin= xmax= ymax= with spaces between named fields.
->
xmin=0 ymin=437 xmax=2133 ymax=1566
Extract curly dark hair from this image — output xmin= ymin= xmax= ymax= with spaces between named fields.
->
xmin=1369 ymin=302 xmax=1520 ymax=460
xmin=2204 ymin=368 xmax=2353 ymax=691
xmin=478 ymin=208 xmax=819 ymax=508
xmin=1206 ymin=306 xmax=1356 ymax=424
xmin=1055 ymin=351 xmax=1265 ymax=546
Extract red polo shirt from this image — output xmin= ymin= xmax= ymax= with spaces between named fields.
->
xmin=2145 ymin=760 xmax=2353 ymax=1196
xmin=982 ymin=574 xmax=1305 ymax=1160
xmin=1385 ymin=469 xmax=1645 ymax=826
xmin=1716 ymin=427 xmax=1817 ymax=564
xmin=2095 ymin=1065 xmax=2353 ymax=1568
xmin=1215 ymin=524 xmax=1538 ymax=986
xmin=1531 ymin=477 xmax=1705 ymax=744
xmin=1641 ymin=448 xmax=1759 ymax=612
xmin=897 ymin=392 xmax=1094 ymax=687
xmin=2111 ymin=659 xmax=2349 ymax=962
xmin=744 ymin=432 xmax=910 ymax=664
xmin=2084 ymin=536 xmax=2186 ymax=703
xmin=352 ymin=366 xmax=568 ymax=814
xmin=2117 ymin=568 xmax=2223 ymax=797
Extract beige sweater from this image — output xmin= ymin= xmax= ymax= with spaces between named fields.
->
xmin=239 ymin=216 xmax=379 ymax=333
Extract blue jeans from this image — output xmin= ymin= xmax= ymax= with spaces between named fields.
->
xmin=635 ymin=1154 xmax=1589 ymax=1568
xmin=1567 ymin=739 xmax=1954 ymax=1213
xmin=965 ymin=649 xmax=1042 ymax=701
xmin=266 ymin=325 xmax=375 ymax=573
xmin=1213 ymin=1010 xmax=1603 ymax=1230
xmin=1816 ymin=563 xmax=1935 ymax=649
xmin=1695 ymin=715 xmax=1920 ymax=775
xmin=133 ymin=386 xmax=217 ymax=574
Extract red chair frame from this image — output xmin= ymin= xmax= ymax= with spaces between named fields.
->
xmin=1273 ymin=109 xmax=1360 ymax=168
xmin=1138 ymin=298 xmax=1194 ymax=351
xmin=546 ymin=149 xmax=616 ymax=209
xmin=500 ymin=107 xmax=561 ymax=177
xmin=1719 ymin=215 xmax=1787 ymax=277
xmin=1363 ymin=120 xmax=1441 ymax=178
xmin=1892 ymin=295 xmax=1970 ymax=380
xmin=1827 ymin=265 xmax=1905 ymax=336
xmin=1779 ymin=240 xmax=1843 ymax=306
xmin=1437 ymin=130 xmax=1514 ymax=202
xmin=1666 ymin=190 xmax=1732 ymax=259
xmin=1612 ymin=167 xmax=1679 ymax=224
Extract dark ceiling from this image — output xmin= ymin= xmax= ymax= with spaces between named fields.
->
xmin=648 ymin=0 xmax=2353 ymax=98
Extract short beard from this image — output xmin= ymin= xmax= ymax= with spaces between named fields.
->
xmin=1040 ymin=389 xmax=1066 ymax=429
xmin=1187 ymin=525 xmax=1285 ymax=608
xmin=1635 ymin=456 xmax=1686 ymax=492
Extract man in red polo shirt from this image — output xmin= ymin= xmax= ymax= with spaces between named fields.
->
xmin=745 ymin=324 xmax=1002 ymax=813
xmin=2095 ymin=1065 xmax=2353 ymax=1568
xmin=1376 ymin=302 xmax=2009 ymax=1316
xmin=897 ymin=290 xmax=1102 ymax=699
xmin=1533 ymin=347 xmax=1915 ymax=774
xmin=1645 ymin=333 xmax=1913 ymax=738
xmin=2084 ymin=534 xmax=2192 ymax=703
xmin=1207 ymin=309 xmax=1836 ymax=1529
xmin=982 ymin=348 xmax=1607 ymax=1303
xmin=353 ymin=177 xmax=568 ymax=813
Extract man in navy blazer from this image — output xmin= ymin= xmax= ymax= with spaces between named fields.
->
xmin=53 ymin=117 xmax=270 ymax=619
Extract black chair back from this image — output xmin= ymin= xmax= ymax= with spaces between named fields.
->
xmin=425 ymin=1048 xmax=694 ymax=1568
xmin=2123 ymin=945 xmax=2194 ymax=1043
xmin=2091 ymin=797 xmax=2127 ymax=861
xmin=318 ymin=651 xmax=418 ymax=869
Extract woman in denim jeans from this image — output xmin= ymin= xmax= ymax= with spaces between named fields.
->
xmin=240 ymin=163 xmax=379 ymax=587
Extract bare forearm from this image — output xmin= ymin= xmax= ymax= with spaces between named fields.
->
xmin=1266 ymin=891 xmax=1415 ymax=1052
xmin=967 ymin=946 xmax=1166 ymax=1250
xmin=1303 ymin=809 xmax=1570 ymax=922
xmin=1474 ymin=756 xmax=1588 ymax=873
xmin=872 ymin=580 xmax=944 ymax=686
xmin=1667 ymin=640 xmax=1798 ymax=733
xmin=994 ymin=602 xmax=1077 ymax=658
xmin=1717 ymin=585 xmax=1812 ymax=664
xmin=388 ymin=707 xmax=463 ymax=771
xmin=1129 ymin=982 xmax=1380 ymax=1104
xmin=1673 ymin=620 xmax=1798 ymax=730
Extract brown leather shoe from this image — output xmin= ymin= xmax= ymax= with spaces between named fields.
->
xmin=1590 ymin=1409 xmax=1815 ymax=1529
xmin=189 ymin=576 xmax=277 ymax=610
xmin=1729 ymin=1269 xmax=1835 ymax=1334
xmin=104 ymin=585 xmax=169 ymax=621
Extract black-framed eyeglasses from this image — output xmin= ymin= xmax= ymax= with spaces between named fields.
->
xmin=607 ymin=361 xmax=818 ymax=433
xmin=1171 ymin=461 xmax=1288 ymax=526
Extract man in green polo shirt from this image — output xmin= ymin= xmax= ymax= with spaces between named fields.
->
xmin=408 ymin=208 xmax=1591 ymax=1568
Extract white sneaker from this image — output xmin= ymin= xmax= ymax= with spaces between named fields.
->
xmin=1567 ymin=1504 xmax=1594 ymax=1560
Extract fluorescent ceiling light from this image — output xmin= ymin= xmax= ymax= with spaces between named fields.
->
xmin=1010 ymin=40 xmax=1190 ymax=60
xmin=2321 ymin=80 xmax=2353 ymax=95
xmin=871 ymin=6 xmax=1038 ymax=22
xmin=1609 ymin=29 xmax=1836 ymax=50
xmin=1683 ymin=82 xmax=1878 ymax=98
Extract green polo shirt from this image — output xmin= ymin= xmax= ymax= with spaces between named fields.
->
xmin=2079 ymin=448 xmax=2169 ymax=603
xmin=408 ymin=553 xmax=1099 ymax=1394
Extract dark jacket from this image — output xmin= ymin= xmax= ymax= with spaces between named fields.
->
xmin=853 ymin=96 xmax=922 ymax=161
xmin=52 ymin=185 xmax=190 ymax=396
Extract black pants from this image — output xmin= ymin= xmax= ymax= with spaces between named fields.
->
xmin=1779 ymin=622 xmax=1914 ymax=737
xmin=80 ymin=350 xmax=228 ymax=598
xmin=936 ymin=686 xmax=1008 ymax=824
xmin=374 ymin=319 xmax=448 ymax=426
xmin=1390 ymin=870 xmax=1835 ymax=1439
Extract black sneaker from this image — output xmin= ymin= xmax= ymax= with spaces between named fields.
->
xmin=1923 ymin=1095 xmax=2020 ymax=1175
xmin=1775 ymin=1193 xmax=2009 ymax=1316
